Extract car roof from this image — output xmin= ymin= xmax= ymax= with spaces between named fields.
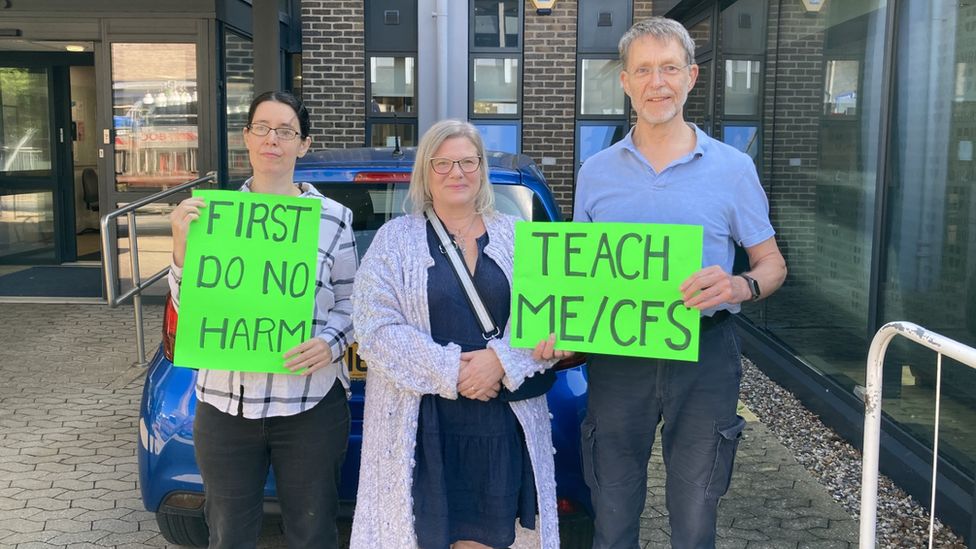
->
xmin=295 ymin=147 xmax=562 ymax=221
xmin=298 ymin=147 xmax=539 ymax=173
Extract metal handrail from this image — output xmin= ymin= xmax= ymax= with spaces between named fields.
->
xmin=99 ymin=172 xmax=217 ymax=366
xmin=859 ymin=321 xmax=976 ymax=548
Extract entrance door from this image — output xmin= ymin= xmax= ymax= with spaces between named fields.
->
xmin=0 ymin=50 xmax=96 ymax=266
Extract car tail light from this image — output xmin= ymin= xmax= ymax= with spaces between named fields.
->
xmin=552 ymin=353 xmax=586 ymax=372
xmin=353 ymin=171 xmax=411 ymax=183
xmin=162 ymin=294 xmax=178 ymax=361
xmin=557 ymin=497 xmax=580 ymax=516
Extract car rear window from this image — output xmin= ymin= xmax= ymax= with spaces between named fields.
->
xmin=317 ymin=183 xmax=550 ymax=259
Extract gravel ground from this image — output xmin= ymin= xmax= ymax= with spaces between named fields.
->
xmin=739 ymin=359 xmax=968 ymax=548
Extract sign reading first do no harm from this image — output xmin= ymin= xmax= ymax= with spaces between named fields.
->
xmin=174 ymin=189 xmax=322 ymax=374
xmin=510 ymin=222 xmax=704 ymax=362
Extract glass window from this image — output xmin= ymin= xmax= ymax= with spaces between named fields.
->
xmin=722 ymin=124 xmax=759 ymax=163
xmin=720 ymin=0 xmax=766 ymax=54
xmin=472 ymin=57 xmax=520 ymax=115
xmin=473 ymin=0 xmax=520 ymax=49
xmin=824 ymin=59 xmax=859 ymax=116
xmin=580 ymin=59 xmax=625 ymax=116
xmin=577 ymin=124 xmax=624 ymax=167
xmin=225 ymin=32 xmax=254 ymax=181
xmin=879 ymin=0 xmax=976 ymax=476
xmin=369 ymin=123 xmax=417 ymax=148
xmin=0 ymin=67 xmax=52 ymax=175
xmin=474 ymin=123 xmax=518 ymax=154
xmin=369 ymin=56 xmax=416 ymax=114
xmin=750 ymin=0 xmax=886 ymax=430
xmin=111 ymin=43 xmax=198 ymax=192
xmin=686 ymin=16 xmax=712 ymax=53
xmin=724 ymin=59 xmax=761 ymax=116
xmin=0 ymin=191 xmax=55 ymax=261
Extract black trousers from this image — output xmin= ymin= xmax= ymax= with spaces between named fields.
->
xmin=193 ymin=380 xmax=350 ymax=549
xmin=582 ymin=314 xmax=746 ymax=549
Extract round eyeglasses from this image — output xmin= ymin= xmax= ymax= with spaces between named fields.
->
xmin=429 ymin=156 xmax=482 ymax=175
xmin=628 ymin=64 xmax=691 ymax=80
xmin=247 ymin=123 xmax=302 ymax=141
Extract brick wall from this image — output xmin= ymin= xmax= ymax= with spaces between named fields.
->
xmin=301 ymin=0 xmax=365 ymax=148
xmin=522 ymin=0 xmax=578 ymax=217
xmin=763 ymin=1 xmax=826 ymax=287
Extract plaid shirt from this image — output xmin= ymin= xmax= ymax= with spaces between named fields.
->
xmin=168 ymin=180 xmax=358 ymax=418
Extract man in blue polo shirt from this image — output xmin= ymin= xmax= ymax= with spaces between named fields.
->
xmin=574 ymin=17 xmax=787 ymax=549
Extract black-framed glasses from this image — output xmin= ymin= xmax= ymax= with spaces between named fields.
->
xmin=247 ymin=123 xmax=302 ymax=141
xmin=429 ymin=156 xmax=482 ymax=174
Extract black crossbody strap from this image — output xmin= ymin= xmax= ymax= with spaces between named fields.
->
xmin=424 ymin=208 xmax=500 ymax=340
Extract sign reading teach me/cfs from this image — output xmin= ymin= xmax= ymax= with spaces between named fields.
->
xmin=511 ymin=222 xmax=703 ymax=361
xmin=174 ymin=189 xmax=321 ymax=373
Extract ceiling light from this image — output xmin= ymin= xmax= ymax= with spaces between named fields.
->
xmin=65 ymin=44 xmax=86 ymax=52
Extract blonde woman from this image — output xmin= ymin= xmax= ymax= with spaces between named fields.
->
xmin=350 ymin=120 xmax=566 ymax=548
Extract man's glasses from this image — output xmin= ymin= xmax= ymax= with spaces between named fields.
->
xmin=247 ymin=123 xmax=302 ymax=141
xmin=430 ymin=156 xmax=482 ymax=174
xmin=628 ymin=64 xmax=691 ymax=80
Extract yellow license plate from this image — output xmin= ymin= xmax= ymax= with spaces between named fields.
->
xmin=345 ymin=343 xmax=368 ymax=381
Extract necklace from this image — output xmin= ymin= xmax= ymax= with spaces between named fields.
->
xmin=446 ymin=214 xmax=479 ymax=254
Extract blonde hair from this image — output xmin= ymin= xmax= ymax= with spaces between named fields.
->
xmin=407 ymin=119 xmax=495 ymax=215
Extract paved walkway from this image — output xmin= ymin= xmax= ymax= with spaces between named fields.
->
xmin=0 ymin=303 xmax=858 ymax=548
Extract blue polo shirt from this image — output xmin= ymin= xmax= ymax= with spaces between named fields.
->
xmin=573 ymin=124 xmax=774 ymax=315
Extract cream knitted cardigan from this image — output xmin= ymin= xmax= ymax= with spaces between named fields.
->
xmin=350 ymin=212 xmax=559 ymax=549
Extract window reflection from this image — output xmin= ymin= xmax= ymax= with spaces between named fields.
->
xmin=580 ymin=59 xmax=625 ymax=116
xmin=111 ymin=43 xmax=198 ymax=191
xmin=879 ymin=0 xmax=976 ymax=476
xmin=225 ymin=32 xmax=254 ymax=181
xmin=473 ymin=0 xmax=520 ymax=48
xmin=474 ymin=123 xmax=518 ymax=154
xmin=750 ymin=0 xmax=885 ymax=415
xmin=473 ymin=58 xmax=520 ymax=115
xmin=824 ymin=60 xmax=859 ymax=116
xmin=724 ymin=59 xmax=761 ymax=116
xmin=0 ymin=68 xmax=52 ymax=175
xmin=0 ymin=191 xmax=55 ymax=261
xmin=370 ymin=57 xmax=415 ymax=114
xmin=578 ymin=125 xmax=624 ymax=166
xmin=369 ymin=123 xmax=417 ymax=148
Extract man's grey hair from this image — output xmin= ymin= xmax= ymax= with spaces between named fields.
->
xmin=618 ymin=17 xmax=696 ymax=69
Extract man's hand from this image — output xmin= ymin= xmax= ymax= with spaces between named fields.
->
xmin=680 ymin=265 xmax=749 ymax=310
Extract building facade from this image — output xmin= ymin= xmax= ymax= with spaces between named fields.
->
xmin=1 ymin=0 xmax=974 ymax=542
xmin=0 ymin=0 xmax=302 ymax=298
xmin=298 ymin=0 xmax=975 ymax=540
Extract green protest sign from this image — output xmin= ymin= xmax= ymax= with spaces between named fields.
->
xmin=174 ymin=189 xmax=321 ymax=373
xmin=510 ymin=222 xmax=703 ymax=361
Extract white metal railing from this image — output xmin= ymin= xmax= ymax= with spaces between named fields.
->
xmin=99 ymin=172 xmax=216 ymax=366
xmin=859 ymin=321 xmax=976 ymax=548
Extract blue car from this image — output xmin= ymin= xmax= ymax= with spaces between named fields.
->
xmin=138 ymin=148 xmax=593 ymax=547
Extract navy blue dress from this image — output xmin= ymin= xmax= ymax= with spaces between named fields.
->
xmin=412 ymin=222 xmax=537 ymax=549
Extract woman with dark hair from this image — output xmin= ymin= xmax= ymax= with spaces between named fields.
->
xmin=168 ymin=90 xmax=358 ymax=548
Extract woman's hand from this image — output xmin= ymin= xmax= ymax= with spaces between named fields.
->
xmin=532 ymin=333 xmax=575 ymax=361
xmin=170 ymin=197 xmax=207 ymax=268
xmin=283 ymin=338 xmax=334 ymax=376
xmin=458 ymin=349 xmax=505 ymax=401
